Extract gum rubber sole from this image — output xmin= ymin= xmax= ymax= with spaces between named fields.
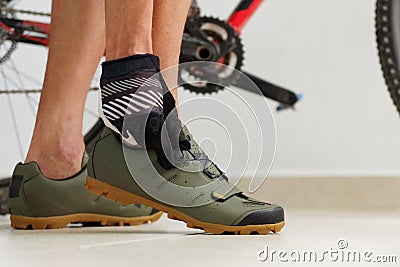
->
xmin=10 ymin=211 xmax=163 ymax=230
xmin=86 ymin=176 xmax=285 ymax=235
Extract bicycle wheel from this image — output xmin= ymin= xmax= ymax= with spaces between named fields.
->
xmin=0 ymin=3 xmax=103 ymax=214
xmin=376 ymin=0 xmax=400 ymax=115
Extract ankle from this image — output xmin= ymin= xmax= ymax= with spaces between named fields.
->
xmin=25 ymin=141 xmax=85 ymax=179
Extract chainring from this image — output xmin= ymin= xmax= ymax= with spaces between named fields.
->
xmin=179 ymin=16 xmax=244 ymax=94
xmin=0 ymin=4 xmax=17 ymax=64
xmin=0 ymin=2 xmax=51 ymax=65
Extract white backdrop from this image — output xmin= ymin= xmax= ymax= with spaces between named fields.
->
xmin=200 ymin=0 xmax=400 ymax=178
xmin=2 ymin=0 xmax=400 ymax=179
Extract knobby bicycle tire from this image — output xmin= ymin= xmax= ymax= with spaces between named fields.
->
xmin=376 ymin=0 xmax=400 ymax=115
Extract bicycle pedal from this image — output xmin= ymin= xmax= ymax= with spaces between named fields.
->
xmin=276 ymin=93 xmax=303 ymax=112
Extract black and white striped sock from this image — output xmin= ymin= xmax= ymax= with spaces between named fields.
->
xmin=100 ymin=54 xmax=164 ymax=147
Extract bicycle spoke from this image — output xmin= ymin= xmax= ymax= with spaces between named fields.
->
xmin=9 ymin=59 xmax=38 ymax=115
xmin=0 ymin=65 xmax=24 ymax=88
xmin=9 ymin=60 xmax=25 ymax=87
xmin=25 ymin=93 xmax=39 ymax=112
xmin=0 ymin=63 xmax=41 ymax=116
xmin=1 ymin=68 xmax=24 ymax=159
xmin=25 ymin=94 xmax=37 ymax=115
xmin=4 ymin=60 xmax=42 ymax=86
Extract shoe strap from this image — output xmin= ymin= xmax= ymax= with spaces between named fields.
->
xmin=210 ymin=176 xmax=242 ymax=202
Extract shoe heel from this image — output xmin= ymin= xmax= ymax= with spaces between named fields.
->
xmin=10 ymin=215 xmax=69 ymax=230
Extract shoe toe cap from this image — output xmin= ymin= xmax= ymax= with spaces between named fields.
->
xmin=236 ymin=206 xmax=284 ymax=226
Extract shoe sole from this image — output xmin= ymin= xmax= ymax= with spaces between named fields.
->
xmin=86 ymin=176 xmax=285 ymax=235
xmin=10 ymin=211 xmax=163 ymax=230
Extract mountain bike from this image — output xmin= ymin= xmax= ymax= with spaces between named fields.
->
xmin=376 ymin=0 xmax=400 ymax=115
xmin=0 ymin=0 xmax=301 ymax=214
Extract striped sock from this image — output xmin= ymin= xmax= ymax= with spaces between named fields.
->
xmin=100 ymin=54 xmax=164 ymax=147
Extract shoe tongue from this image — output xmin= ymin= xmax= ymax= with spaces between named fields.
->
xmin=81 ymin=150 xmax=89 ymax=168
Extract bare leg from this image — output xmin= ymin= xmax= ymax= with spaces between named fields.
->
xmin=101 ymin=0 xmax=189 ymax=140
xmin=104 ymin=0 xmax=190 ymax=98
xmin=105 ymin=0 xmax=153 ymax=60
xmin=152 ymin=0 xmax=191 ymax=101
xmin=25 ymin=0 xmax=105 ymax=179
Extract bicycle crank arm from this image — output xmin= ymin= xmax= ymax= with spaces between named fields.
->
xmin=236 ymin=71 xmax=300 ymax=107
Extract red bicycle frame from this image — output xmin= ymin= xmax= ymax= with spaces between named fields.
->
xmin=0 ymin=18 xmax=49 ymax=46
xmin=0 ymin=0 xmax=263 ymax=47
xmin=227 ymin=0 xmax=263 ymax=34
xmin=0 ymin=0 xmax=300 ymax=109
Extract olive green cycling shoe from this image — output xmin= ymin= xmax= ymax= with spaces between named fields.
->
xmin=9 ymin=156 xmax=162 ymax=230
xmin=86 ymin=127 xmax=285 ymax=235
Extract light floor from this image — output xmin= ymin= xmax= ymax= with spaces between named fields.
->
xmin=1 ymin=209 xmax=399 ymax=267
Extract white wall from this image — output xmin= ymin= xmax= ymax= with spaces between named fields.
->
xmin=199 ymin=0 xmax=400 ymax=177
xmin=2 ymin=0 xmax=400 ymax=179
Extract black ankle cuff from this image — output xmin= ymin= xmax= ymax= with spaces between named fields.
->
xmin=102 ymin=54 xmax=160 ymax=79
